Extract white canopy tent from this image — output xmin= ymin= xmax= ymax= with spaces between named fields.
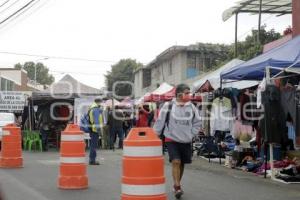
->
xmin=193 ymin=59 xmax=260 ymax=92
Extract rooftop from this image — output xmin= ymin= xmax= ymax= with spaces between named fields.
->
xmin=134 ymin=43 xmax=229 ymax=73
xmin=223 ymin=0 xmax=292 ymax=21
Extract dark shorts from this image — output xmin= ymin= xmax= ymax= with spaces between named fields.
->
xmin=166 ymin=142 xmax=192 ymax=164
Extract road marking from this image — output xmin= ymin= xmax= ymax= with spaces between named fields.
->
xmin=0 ymin=171 xmax=52 ymax=200
xmin=37 ymin=160 xmax=60 ymax=165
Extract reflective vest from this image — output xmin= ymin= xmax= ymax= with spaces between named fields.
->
xmin=89 ymin=103 xmax=104 ymax=133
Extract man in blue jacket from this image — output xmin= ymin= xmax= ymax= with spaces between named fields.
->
xmin=88 ymin=97 xmax=104 ymax=165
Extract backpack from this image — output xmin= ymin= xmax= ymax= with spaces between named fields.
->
xmin=161 ymin=102 xmax=173 ymax=154
xmin=80 ymin=108 xmax=92 ymax=133
xmin=161 ymin=102 xmax=173 ymax=136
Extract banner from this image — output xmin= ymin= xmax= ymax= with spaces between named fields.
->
xmin=0 ymin=91 xmax=30 ymax=112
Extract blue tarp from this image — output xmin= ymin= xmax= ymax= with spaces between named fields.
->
xmin=221 ymin=35 xmax=300 ymax=81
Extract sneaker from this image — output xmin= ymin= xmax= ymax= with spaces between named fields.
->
xmin=173 ymin=185 xmax=183 ymax=199
xmin=89 ymin=161 xmax=100 ymax=165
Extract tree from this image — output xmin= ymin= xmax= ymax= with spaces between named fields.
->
xmin=14 ymin=61 xmax=55 ymax=85
xmin=105 ymin=59 xmax=143 ymax=98
xmin=228 ymin=26 xmax=282 ymax=61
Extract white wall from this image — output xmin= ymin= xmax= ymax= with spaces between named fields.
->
xmin=0 ymin=70 xmax=22 ymax=85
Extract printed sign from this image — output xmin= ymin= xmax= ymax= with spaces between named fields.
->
xmin=0 ymin=91 xmax=29 ymax=112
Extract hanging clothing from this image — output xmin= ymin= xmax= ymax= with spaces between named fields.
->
xmin=210 ymin=97 xmax=233 ymax=136
xmin=287 ymin=122 xmax=296 ymax=148
xmin=260 ymin=85 xmax=285 ymax=144
xmin=232 ymin=120 xmax=256 ymax=141
xmin=281 ymin=89 xmax=297 ymax=126
xmin=200 ymin=94 xmax=210 ymax=135
xmin=257 ymin=78 xmax=266 ymax=108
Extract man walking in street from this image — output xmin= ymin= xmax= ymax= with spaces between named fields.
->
xmin=154 ymin=84 xmax=201 ymax=199
xmin=88 ymin=97 xmax=104 ymax=165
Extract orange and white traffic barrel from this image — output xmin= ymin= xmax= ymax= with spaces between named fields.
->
xmin=58 ymin=124 xmax=88 ymax=189
xmin=0 ymin=124 xmax=23 ymax=168
xmin=121 ymin=127 xmax=166 ymax=200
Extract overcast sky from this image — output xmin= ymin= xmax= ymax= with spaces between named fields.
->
xmin=0 ymin=0 xmax=291 ymax=89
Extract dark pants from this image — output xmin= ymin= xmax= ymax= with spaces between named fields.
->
xmin=166 ymin=142 xmax=192 ymax=164
xmin=40 ymin=129 xmax=49 ymax=151
xmin=110 ymin=127 xmax=124 ymax=149
xmin=89 ymin=132 xmax=99 ymax=162
xmin=124 ymin=125 xmax=132 ymax=138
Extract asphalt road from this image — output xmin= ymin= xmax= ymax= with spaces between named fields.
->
xmin=0 ymin=150 xmax=299 ymax=200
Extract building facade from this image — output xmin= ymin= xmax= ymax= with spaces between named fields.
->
xmin=134 ymin=44 xmax=228 ymax=98
xmin=0 ymin=68 xmax=44 ymax=91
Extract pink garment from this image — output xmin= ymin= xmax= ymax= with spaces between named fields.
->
xmin=232 ymin=120 xmax=255 ymax=140
xmin=256 ymin=160 xmax=296 ymax=174
xmin=153 ymin=109 xmax=160 ymax=122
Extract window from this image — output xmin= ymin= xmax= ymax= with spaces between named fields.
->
xmin=186 ymin=52 xmax=199 ymax=79
xmin=187 ymin=52 xmax=196 ymax=69
xmin=197 ymin=58 xmax=204 ymax=72
xmin=155 ymin=66 xmax=160 ymax=81
xmin=168 ymin=62 xmax=173 ymax=75
xmin=7 ymin=80 xmax=14 ymax=91
xmin=142 ymin=69 xmax=151 ymax=88
xmin=1 ymin=78 xmax=6 ymax=91
xmin=204 ymin=57 xmax=211 ymax=70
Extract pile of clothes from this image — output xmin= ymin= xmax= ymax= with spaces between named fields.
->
xmin=275 ymin=158 xmax=300 ymax=183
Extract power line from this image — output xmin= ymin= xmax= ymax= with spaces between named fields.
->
xmin=0 ymin=0 xmax=49 ymax=32
xmin=236 ymin=14 xmax=275 ymax=41
xmin=50 ymin=70 xmax=104 ymax=76
xmin=0 ymin=0 xmax=10 ymax=8
xmin=0 ymin=51 xmax=118 ymax=63
xmin=0 ymin=0 xmax=20 ymax=15
xmin=0 ymin=0 xmax=37 ymax=26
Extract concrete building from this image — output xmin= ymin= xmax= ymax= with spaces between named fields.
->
xmin=0 ymin=68 xmax=45 ymax=91
xmin=134 ymin=44 xmax=228 ymax=98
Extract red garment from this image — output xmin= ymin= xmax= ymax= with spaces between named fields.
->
xmin=136 ymin=110 xmax=149 ymax=127
xmin=165 ymin=137 xmax=174 ymax=142
xmin=59 ymin=106 xmax=70 ymax=118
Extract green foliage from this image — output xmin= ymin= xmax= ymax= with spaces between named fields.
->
xmin=14 ymin=62 xmax=55 ymax=85
xmin=229 ymin=26 xmax=282 ymax=61
xmin=105 ymin=59 xmax=143 ymax=97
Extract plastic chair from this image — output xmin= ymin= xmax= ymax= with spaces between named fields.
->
xmin=23 ymin=130 xmax=31 ymax=150
xmin=25 ymin=131 xmax=43 ymax=152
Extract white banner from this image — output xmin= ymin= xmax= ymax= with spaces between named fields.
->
xmin=0 ymin=91 xmax=29 ymax=112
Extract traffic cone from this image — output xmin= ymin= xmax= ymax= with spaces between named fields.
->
xmin=58 ymin=124 xmax=88 ymax=189
xmin=0 ymin=124 xmax=23 ymax=168
xmin=121 ymin=128 xmax=167 ymax=200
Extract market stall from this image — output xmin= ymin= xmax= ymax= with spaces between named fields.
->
xmin=219 ymin=35 xmax=300 ymax=182
xmin=28 ymin=74 xmax=101 ymax=150
xmin=193 ymin=59 xmax=259 ymax=93
xmin=143 ymin=82 xmax=175 ymax=102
